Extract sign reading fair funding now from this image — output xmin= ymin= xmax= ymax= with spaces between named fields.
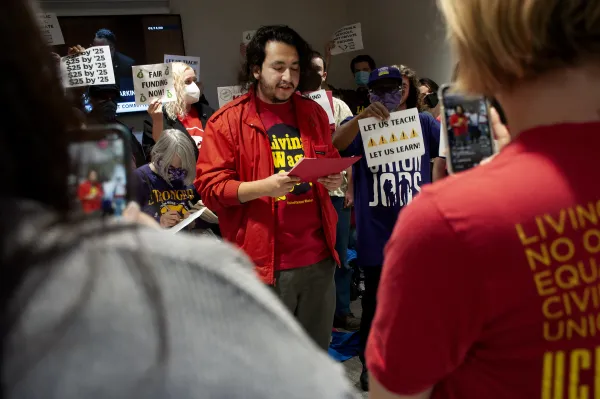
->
xmin=359 ymin=108 xmax=425 ymax=168
xmin=132 ymin=63 xmax=176 ymax=106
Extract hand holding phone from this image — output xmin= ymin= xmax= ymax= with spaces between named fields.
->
xmin=69 ymin=124 xmax=134 ymax=217
xmin=439 ymin=84 xmax=497 ymax=174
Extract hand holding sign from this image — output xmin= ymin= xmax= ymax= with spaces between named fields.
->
xmin=359 ymin=102 xmax=390 ymax=121
xmin=359 ymin=108 xmax=425 ymax=168
xmin=147 ymin=99 xmax=163 ymax=120
xmin=60 ymin=46 xmax=115 ymax=88
xmin=132 ymin=63 xmax=176 ymax=105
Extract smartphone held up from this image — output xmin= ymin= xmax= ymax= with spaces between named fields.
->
xmin=439 ymin=85 xmax=497 ymax=174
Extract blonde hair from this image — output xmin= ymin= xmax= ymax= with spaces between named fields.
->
xmin=163 ymin=62 xmax=195 ymax=120
xmin=438 ymin=0 xmax=600 ymax=95
xmin=150 ymin=129 xmax=196 ymax=186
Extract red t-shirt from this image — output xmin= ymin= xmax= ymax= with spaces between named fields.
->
xmin=257 ymin=98 xmax=329 ymax=270
xmin=178 ymin=107 xmax=204 ymax=149
xmin=449 ymin=113 xmax=468 ymax=136
xmin=368 ymin=122 xmax=600 ymax=398
xmin=77 ymin=180 xmax=103 ymax=213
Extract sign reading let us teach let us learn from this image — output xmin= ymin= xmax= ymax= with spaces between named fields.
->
xmin=132 ymin=63 xmax=176 ymax=105
xmin=359 ymin=108 xmax=425 ymax=168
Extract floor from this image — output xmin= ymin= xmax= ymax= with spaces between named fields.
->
xmin=340 ymin=299 xmax=368 ymax=398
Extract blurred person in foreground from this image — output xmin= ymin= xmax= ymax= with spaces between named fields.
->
xmin=195 ymin=25 xmax=343 ymax=351
xmin=143 ymin=62 xmax=214 ymax=161
xmin=0 ymin=2 xmax=357 ymax=398
xmin=332 ymin=65 xmax=441 ymax=391
xmin=311 ymin=51 xmax=360 ymax=331
xmin=367 ymin=1 xmax=600 ymax=398
xmin=135 ymin=129 xmax=199 ymax=228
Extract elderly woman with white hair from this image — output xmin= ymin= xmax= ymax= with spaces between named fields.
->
xmin=135 ymin=129 xmax=199 ymax=228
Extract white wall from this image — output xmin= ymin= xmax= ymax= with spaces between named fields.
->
xmin=170 ymin=0 xmax=453 ymax=107
xmin=170 ymin=0 xmax=360 ymax=107
xmin=347 ymin=0 xmax=454 ymax=85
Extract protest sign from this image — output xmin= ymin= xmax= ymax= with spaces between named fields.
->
xmin=132 ymin=63 xmax=176 ymax=105
xmin=164 ymin=54 xmax=201 ymax=79
xmin=307 ymin=90 xmax=335 ymax=124
xmin=330 ymin=23 xmax=364 ymax=56
xmin=61 ymin=46 xmax=115 ymax=88
xmin=242 ymin=30 xmax=257 ymax=45
xmin=359 ymin=108 xmax=425 ymax=168
xmin=37 ymin=13 xmax=64 ymax=45
xmin=217 ymin=85 xmax=247 ymax=108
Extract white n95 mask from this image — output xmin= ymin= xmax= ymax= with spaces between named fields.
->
xmin=184 ymin=82 xmax=201 ymax=104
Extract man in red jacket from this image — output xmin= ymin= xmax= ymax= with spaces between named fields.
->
xmin=195 ymin=25 xmax=342 ymax=351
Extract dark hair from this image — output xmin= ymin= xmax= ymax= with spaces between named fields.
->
xmin=311 ymin=51 xmax=326 ymax=72
xmin=303 ymin=65 xmax=324 ymax=92
xmin=240 ymin=25 xmax=315 ymax=92
xmin=419 ymin=78 xmax=439 ymax=94
xmin=350 ymin=55 xmax=376 ymax=74
xmin=395 ymin=65 xmax=420 ymax=109
xmin=95 ymin=28 xmax=116 ymax=46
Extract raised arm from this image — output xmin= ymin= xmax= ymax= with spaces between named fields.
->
xmin=332 ymin=102 xmax=389 ymax=151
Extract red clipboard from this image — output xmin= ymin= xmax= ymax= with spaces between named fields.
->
xmin=288 ymin=156 xmax=362 ymax=181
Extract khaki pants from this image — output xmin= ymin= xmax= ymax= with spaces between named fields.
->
xmin=274 ymin=258 xmax=336 ymax=351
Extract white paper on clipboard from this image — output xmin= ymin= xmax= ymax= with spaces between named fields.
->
xmin=168 ymin=208 xmax=207 ymax=233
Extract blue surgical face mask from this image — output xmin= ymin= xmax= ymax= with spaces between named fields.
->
xmin=355 ymin=71 xmax=370 ymax=87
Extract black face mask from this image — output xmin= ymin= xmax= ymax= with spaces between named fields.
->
xmin=424 ymin=92 xmax=439 ymax=108
xmin=92 ymin=100 xmax=118 ymax=122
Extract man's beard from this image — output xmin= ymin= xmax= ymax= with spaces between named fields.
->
xmin=258 ymin=78 xmax=294 ymax=103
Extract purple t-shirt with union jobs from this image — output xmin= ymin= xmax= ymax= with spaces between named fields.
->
xmin=341 ymin=111 xmax=441 ymax=267
xmin=134 ymin=164 xmax=199 ymax=222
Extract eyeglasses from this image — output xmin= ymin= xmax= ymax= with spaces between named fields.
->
xmin=369 ymin=85 xmax=402 ymax=97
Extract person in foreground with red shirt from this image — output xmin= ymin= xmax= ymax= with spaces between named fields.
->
xmin=77 ymin=169 xmax=103 ymax=214
xmin=195 ymin=25 xmax=342 ymax=351
xmin=367 ymin=0 xmax=600 ymax=398
xmin=143 ymin=62 xmax=214 ymax=161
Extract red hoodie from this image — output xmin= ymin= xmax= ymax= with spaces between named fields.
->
xmin=195 ymin=90 xmax=340 ymax=285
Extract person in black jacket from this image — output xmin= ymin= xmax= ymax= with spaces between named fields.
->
xmin=87 ymin=84 xmax=146 ymax=168
xmin=143 ymin=62 xmax=214 ymax=161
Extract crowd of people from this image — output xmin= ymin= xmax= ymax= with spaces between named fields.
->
xmin=3 ymin=0 xmax=600 ymax=398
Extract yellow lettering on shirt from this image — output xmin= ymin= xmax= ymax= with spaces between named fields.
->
xmin=516 ymin=201 xmax=600 ymax=396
